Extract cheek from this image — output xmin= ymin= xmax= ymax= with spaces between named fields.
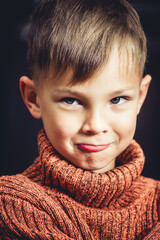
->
xmin=46 ymin=112 xmax=82 ymax=141
xmin=113 ymin=111 xmax=137 ymax=137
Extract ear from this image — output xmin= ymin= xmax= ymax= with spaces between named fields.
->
xmin=137 ymin=74 xmax=152 ymax=114
xmin=19 ymin=76 xmax=42 ymax=119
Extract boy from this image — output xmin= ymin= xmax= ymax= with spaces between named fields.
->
xmin=0 ymin=0 xmax=160 ymax=239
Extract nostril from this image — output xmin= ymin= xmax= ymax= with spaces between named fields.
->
xmin=82 ymin=122 xmax=108 ymax=135
xmin=85 ymin=131 xmax=97 ymax=136
xmin=82 ymin=111 xmax=108 ymax=134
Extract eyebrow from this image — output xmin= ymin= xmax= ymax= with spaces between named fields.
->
xmin=110 ymin=89 xmax=136 ymax=95
xmin=52 ymin=88 xmax=136 ymax=96
xmin=52 ymin=89 xmax=86 ymax=98
xmin=53 ymin=89 xmax=79 ymax=94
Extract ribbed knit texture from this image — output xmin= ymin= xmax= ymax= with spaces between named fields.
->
xmin=0 ymin=129 xmax=160 ymax=239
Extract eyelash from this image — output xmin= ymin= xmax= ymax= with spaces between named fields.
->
xmin=60 ymin=97 xmax=81 ymax=105
xmin=110 ymin=96 xmax=128 ymax=105
xmin=60 ymin=96 xmax=128 ymax=106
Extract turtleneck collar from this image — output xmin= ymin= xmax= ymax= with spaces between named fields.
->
xmin=38 ymin=129 xmax=145 ymax=208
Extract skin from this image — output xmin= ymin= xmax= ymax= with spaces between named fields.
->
xmin=20 ymin=48 xmax=151 ymax=173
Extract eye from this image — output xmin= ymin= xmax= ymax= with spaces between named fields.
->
xmin=61 ymin=97 xmax=80 ymax=105
xmin=110 ymin=97 xmax=126 ymax=104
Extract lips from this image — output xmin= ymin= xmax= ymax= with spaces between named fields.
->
xmin=77 ymin=144 xmax=111 ymax=152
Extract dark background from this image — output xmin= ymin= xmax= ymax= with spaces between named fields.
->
xmin=1 ymin=0 xmax=160 ymax=179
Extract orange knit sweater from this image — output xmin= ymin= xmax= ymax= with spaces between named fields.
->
xmin=0 ymin=129 xmax=160 ymax=239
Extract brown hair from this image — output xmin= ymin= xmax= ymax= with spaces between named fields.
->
xmin=27 ymin=0 xmax=147 ymax=84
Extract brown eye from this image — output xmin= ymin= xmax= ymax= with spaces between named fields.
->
xmin=110 ymin=97 xmax=126 ymax=104
xmin=61 ymin=97 xmax=80 ymax=105
xmin=111 ymin=97 xmax=120 ymax=104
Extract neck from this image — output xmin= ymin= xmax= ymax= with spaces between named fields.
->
xmin=35 ymin=129 xmax=145 ymax=208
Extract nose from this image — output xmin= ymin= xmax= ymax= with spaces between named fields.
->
xmin=82 ymin=109 xmax=108 ymax=135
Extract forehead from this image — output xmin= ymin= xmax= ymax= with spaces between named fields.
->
xmin=38 ymin=44 xmax=141 ymax=92
xmin=40 ymin=59 xmax=140 ymax=99
xmin=65 ymin=46 xmax=139 ymax=84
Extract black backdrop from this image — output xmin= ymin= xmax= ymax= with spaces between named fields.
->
xmin=1 ymin=0 xmax=160 ymax=179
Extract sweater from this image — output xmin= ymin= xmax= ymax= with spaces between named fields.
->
xmin=0 ymin=129 xmax=160 ymax=239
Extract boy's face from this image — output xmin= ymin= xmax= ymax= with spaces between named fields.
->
xmin=21 ymin=49 xmax=151 ymax=173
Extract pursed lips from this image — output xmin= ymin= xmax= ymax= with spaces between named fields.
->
xmin=77 ymin=143 xmax=112 ymax=152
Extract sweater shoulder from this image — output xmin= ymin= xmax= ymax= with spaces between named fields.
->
xmin=0 ymin=174 xmax=49 ymax=217
xmin=0 ymin=173 xmax=43 ymax=201
xmin=0 ymin=174 xmax=76 ymax=239
xmin=0 ymin=173 xmax=57 ymax=210
xmin=139 ymin=175 xmax=160 ymax=194
xmin=139 ymin=176 xmax=160 ymax=206
xmin=156 ymin=178 xmax=160 ymax=195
